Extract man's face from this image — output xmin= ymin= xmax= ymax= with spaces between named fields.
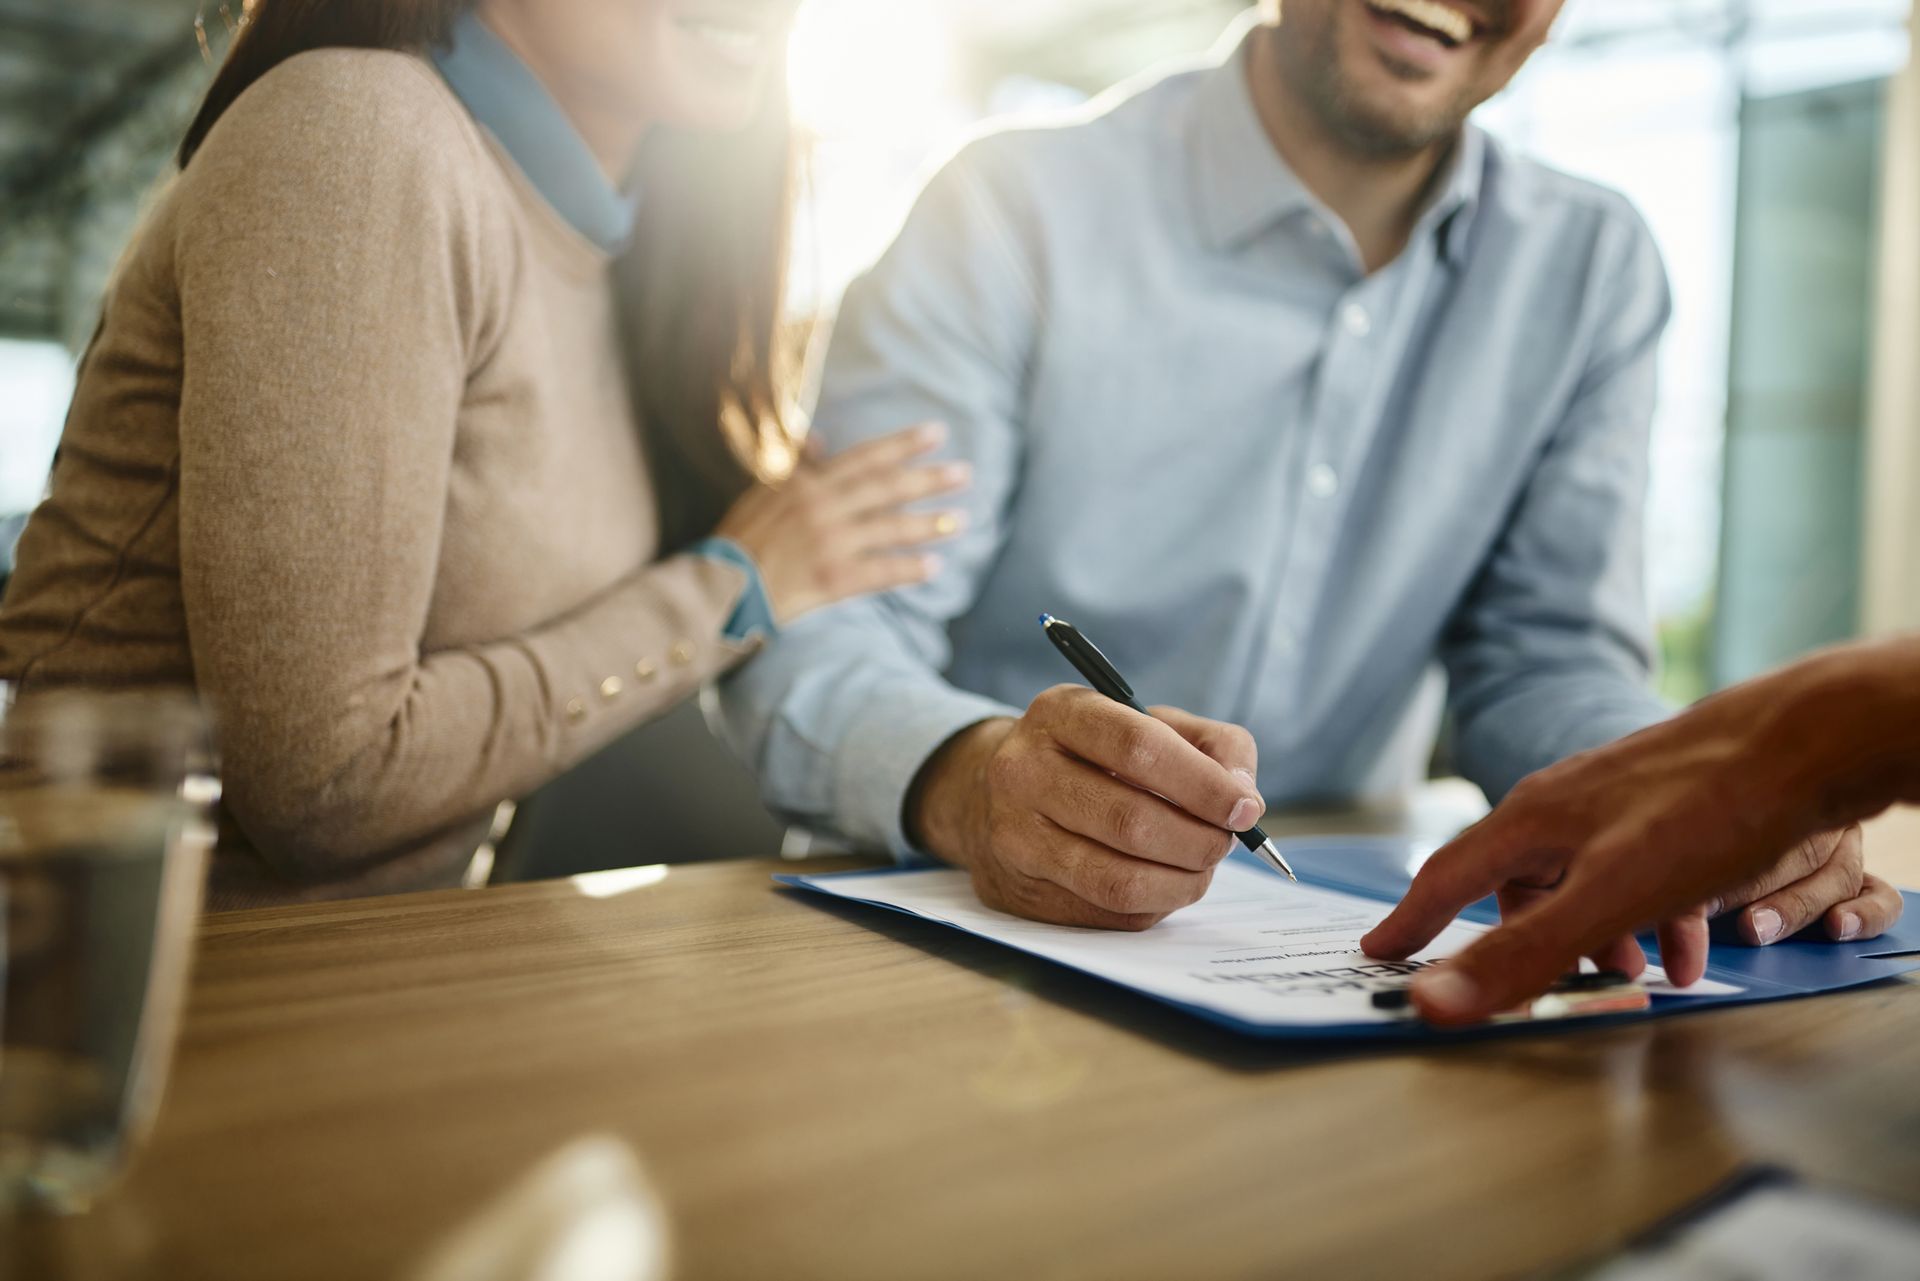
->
xmin=1268 ymin=0 xmax=1565 ymax=154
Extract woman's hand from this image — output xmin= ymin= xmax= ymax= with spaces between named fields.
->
xmin=715 ymin=422 xmax=971 ymax=625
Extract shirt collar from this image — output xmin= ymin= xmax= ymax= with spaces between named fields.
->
xmin=1187 ymin=15 xmax=1485 ymax=267
xmin=432 ymin=10 xmax=641 ymax=255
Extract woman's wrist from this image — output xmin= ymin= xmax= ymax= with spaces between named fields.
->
xmin=687 ymin=538 xmax=779 ymax=644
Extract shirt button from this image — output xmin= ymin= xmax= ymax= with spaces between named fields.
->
xmin=1341 ymin=302 xmax=1371 ymax=337
xmin=1308 ymin=463 xmax=1340 ymax=499
xmin=599 ymin=676 xmax=624 ymax=701
xmin=565 ymin=698 xmax=587 ymax=723
xmin=669 ymin=640 xmax=696 ymax=666
xmin=633 ymin=659 xmax=658 ymax=682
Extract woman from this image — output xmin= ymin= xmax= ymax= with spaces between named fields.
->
xmin=0 ymin=0 xmax=967 ymax=906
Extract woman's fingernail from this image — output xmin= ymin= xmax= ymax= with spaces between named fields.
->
xmin=940 ymin=462 xmax=973 ymax=485
xmin=1417 ymin=970 xmax=1480 ymax=1017
xmin=1227 ymin=797 xmax=1262 ymax=831
xmin=1751 ymin=907 xmax=1784 ymax=945
xmin=1835 ymin=910 xmax=1862 ymax=941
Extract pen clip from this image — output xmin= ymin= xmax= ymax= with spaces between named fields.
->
xmin=1058 ymin=622 xmax=1135 ymax=703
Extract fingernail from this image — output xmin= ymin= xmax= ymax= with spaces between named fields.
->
xmin=1702 ymin=897 xmax=1722 ymax=919
xmin=1751 ymin=907 xmax=1783 ymax=946
xmin=918 ymin=421 xmax=948 ymax=444
xmin=1835 ymin=910 xmax=1862 ymax=942
xmin=1227 ymin=797 xmax=1262 ymax=831
xmin=940 ymin=462 xmax=973 ymax=485
xmin=919 ymin=554 xmax=945 ymax=577
xmin=1416 ymin=970 xmax=1480 ymax=1018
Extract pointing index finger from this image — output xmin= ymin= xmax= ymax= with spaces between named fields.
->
xmin=1361 ymin=813 xmax=1543 ymax=960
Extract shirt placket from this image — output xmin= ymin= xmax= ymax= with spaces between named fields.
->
xmin=1242 ymin=228 xmax=1437 ymax=738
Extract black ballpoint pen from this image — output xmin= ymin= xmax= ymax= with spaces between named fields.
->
xmin=1039 ymin=614 xmax=1297 ymax=882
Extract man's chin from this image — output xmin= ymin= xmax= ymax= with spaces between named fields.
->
xmin=1320 ymin=57 xmax=1466 ymax=148
xmin=1328 ymin=94 xmax=1465 ymax=154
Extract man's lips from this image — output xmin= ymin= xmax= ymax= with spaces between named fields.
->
xmin=1362 ymin=0 xmax=1484 ymax=48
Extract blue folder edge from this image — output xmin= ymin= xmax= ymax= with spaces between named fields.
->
xmin=775 ymin=836 xmax=1920 ymax=1043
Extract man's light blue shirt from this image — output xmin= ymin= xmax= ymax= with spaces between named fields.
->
xmin=718 ymin=20 xmax=1674 ymax=858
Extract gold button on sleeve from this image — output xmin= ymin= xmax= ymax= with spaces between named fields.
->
xmin=599 ymin=676 xmax=624 ymax=701
xmin=564 ymin=698 xmax=587 ymax=723
xmin=669 ymin=640 xmax=696 ymax=666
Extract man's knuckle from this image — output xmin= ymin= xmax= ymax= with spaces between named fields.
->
xmin=1094 ymin=863 xmax=1146 ymax=913
xmin=1795 ymin=835 xmax=1831 ymax=874
xmin=1776 ymin=886 xmax=1822 ymax=928
xmin=1106 ymin=798 xmax=1150 ymax=850
xmin=986 ymin=817 xmax=1026 ymax=866
xmin=983 ymin=747 xmax=1022 ymax=797
xmin=1116 ymin=724 xmax=1161 ymax=776
xmin=1028 ymin=685 xmax=1074 ymax=720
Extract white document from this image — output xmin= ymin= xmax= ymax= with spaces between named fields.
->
xmin=797 ymin=861 xmax=1743 ymax=1029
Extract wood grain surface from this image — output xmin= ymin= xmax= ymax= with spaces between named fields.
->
xmin=10 ymin=824 xmax=1920 ymax=1281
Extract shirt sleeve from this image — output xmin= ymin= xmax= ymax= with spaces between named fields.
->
xmin=171 ymin=53 xmax=754 ymax=880
xmin=713 ymin=140 xmax=1039 ymax=858
xmin=1440 ymin=201 xmax=1676 ymax=801
xmin=688 ymin=538 xmax=779 ymax=644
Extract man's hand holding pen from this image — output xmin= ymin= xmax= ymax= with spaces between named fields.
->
xmin=906 ymin=689 xmax=1267 ymax=931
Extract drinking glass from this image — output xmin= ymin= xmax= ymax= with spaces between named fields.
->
xmin=0 ymin=683 xmax=218 ymax=1213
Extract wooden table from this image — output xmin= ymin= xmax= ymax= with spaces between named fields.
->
xmin=14 ymin=851 xmax=1920 ymax=1281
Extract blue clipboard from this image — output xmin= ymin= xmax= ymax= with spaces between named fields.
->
xmin=777 ymin=837 xmax=1920 ymax=1042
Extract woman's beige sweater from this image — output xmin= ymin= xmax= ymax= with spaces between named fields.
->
xmin=0 ymin=49 xmax=753 ymax=907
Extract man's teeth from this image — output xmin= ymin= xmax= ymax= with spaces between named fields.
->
xmin=1367 ymin=0 xmax=1474 ymax=45
xmin=676 ymin=17 xmax=763 ymax=56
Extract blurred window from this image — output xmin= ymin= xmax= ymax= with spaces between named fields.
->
xmin=0 ymin=339 xmax=73 ymax=571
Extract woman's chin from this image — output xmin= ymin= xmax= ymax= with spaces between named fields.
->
xmin=657 ymin=76 xmax=771 ymax=134
xmin=657 ymin=12 xmax=780 ymax=128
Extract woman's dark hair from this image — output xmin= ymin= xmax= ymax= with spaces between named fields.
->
xmin=180 ymin=0 xmax=798 ymax=547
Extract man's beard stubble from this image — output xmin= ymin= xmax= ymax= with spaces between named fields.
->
xmin=1269 ymin=1 xmax=1499 ymax=157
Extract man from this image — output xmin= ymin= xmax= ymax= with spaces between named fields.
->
xmin=719 ymin=0 xmax=1893 ymax=951
xmin=1363 ymin=637 xmax=1915 ymax=1025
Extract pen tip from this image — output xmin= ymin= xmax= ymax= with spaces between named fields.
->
xmin=1258 ymin=839 xmax=1299 ymax=883
xmin=1038 ymin=613 xmax=1055 ymax=628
